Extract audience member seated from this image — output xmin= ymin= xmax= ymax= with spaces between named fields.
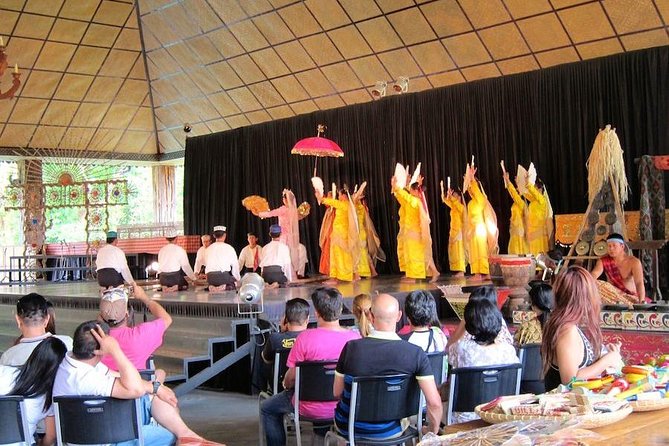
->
xmin=333 ymin=294 xmax=442 ymax=441
xmin=447 ymin=286 xmax=513 ymax=348
xmin=54 ymin=321 xmax=223 ymax=446
xmin=0 ymin=337 xmax=67 ymax=446
xmin=261 ymin=298 xmax=310 ymax=390
xmin=351 ymin=293 xmax=373 ymax=337
xmin=260 ymin=287 xmax=360 ymax=446
xmin=1 ymin=293 xmax=73 ymax=366
xmin=448 ymin=297 xmax=519 ymax=423
xmin=98 ymin=285 xmax=171 ymax=372
xmin=514 ymin=283 xmax=553 ymax=346
xmin=542 ymin=266 xmax=622 ymax=392
xmin=399 ymin=290 xmax=448 ymax=353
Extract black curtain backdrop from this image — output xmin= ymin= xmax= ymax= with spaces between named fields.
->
xmin=185 ymin=46 xmax=669 ymax=275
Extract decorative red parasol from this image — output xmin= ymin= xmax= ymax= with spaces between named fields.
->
xmin=291 ymin=124 xmax=343 ymax=175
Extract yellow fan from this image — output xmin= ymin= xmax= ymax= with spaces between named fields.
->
xmin=297 ymin=202 xmax=311 ymax=220
xmin=242 ymin=195 xmax=270 ymax=216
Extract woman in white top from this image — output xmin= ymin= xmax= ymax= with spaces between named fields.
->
xmin=400 ymin=290 xmax=448 ymax=353
xmin=0 ymin=337 xmax=67 ymax=446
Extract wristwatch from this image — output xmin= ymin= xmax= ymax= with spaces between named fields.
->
xmin=152 ymin=381 xmax=161 ymax=394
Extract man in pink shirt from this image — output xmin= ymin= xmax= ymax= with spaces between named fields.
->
xmin=99 ymin=285 xmax=172 ymax=371
xmin=260 ymin=287 xmax=360 ymax=446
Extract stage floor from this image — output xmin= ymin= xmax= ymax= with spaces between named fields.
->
xmin=0 ymin=275 xmax=485 ymax=322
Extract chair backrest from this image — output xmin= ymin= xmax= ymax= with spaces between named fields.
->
xmin=54 ymin=396 xmax=143 ymax=445
xmin=447 ymin=363 xmax=521 ymax=424
xmin=350 ymin=374 xmax=421 ymax=423
xmin=0 ymin=395 xmax=30 ymax=445
xmin=272 ymin=349 xmax=291 ymax=394
xmin=294 ymin=360 xmax=339 ymax=403
xmin=518 ymin=343 xmax=543 ymax=382
xmin=426 ymin=352 xmax=448 ymax=385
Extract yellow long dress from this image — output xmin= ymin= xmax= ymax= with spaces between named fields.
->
xmin=355 ymin=203 xmax=372 ymax=278
xmin=443 ymin=195 xmax=465 ymax=272
xmin=396 ymin=198 xmax=406 ymax=273
xmin=467 ymin=181 xmax=490 ymax=275
xmin=321 ymin=197 xmax=353 ymax=281
xmin=524 ymin=184 xmax=549 ymax=255
xmin=393 ymin=188 xmax=426 ymax=279
xmin=506 ymin=182 xmax=529 ymax=255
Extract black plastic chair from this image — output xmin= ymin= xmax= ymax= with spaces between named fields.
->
xmin=446 ymin=363 xmax=522 ymax=425
xmin=427 ymin=351 xmax=448 ymax=386
xmin=325 ymin=374 xmax=422 ymax=446
xmin=54 ymin=396 xmax=144 ymax=446
xmin=517 ymin=344 xmax=545 ymax=394
xmin=0 ymin=395 xmax=30 ymax=446
xmin=258 ymin=349 xmax=292 ymax=446
xmin=294 ymin=360 xmax=339 ymax=446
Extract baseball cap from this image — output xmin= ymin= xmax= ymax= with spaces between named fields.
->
xmin=100 ymin=288 xmax=128 ymax=324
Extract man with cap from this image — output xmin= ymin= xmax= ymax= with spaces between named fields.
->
xmin=0 ymin=293 xmax=73 ymax=366
xmin=205 ymin=225 xmax=240 ymax=292
xmin=193 ymin=234 xmax=212 ymax=278
xmin=590 ymin=232 xmax=647 ymax=303
xmin=96 ymin=230 xmax=136 ymax=289
xmin=238 ymin=232 xmax=263 ymax=275
xmin=99 ymin=284 xmax=172 ymax=371
xmin=259 ymin=224 xmax=293 ymax=288
xmin=157 ymin=230 xmax=197 ymax=291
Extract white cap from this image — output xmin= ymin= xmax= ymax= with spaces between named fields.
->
xmin=165 ymin=228 xmax=178 ymax=238
xmin=213 ymin=225 xmax=226 ymax=232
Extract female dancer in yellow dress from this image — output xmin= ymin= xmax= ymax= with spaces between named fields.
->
xmin=465 ymin=166 xmax=498 ymax=278
xmin=392 ymin=175 xmax=439 ymax=282
xmin=352 ymin=183 xmax=385 ymax=278
xmin=524 ymin=178 xmax=552 ymax=256
xmin=503 ymin=171 xmax=529 ymax=255
xmin=315 ymin=186 xmax=358 ymax=282
xmin=441 ymin=184 xmax=466 ymax=276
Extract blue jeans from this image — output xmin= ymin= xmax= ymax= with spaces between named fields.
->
xmin=260 ymin=390 xmax=294 ymax=446
xmin=116 ymin=395 xmax=176 ymax=446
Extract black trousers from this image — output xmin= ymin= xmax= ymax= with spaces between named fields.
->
xmin=241 ymin=265 xmax=261 ymax=275
xmin=261 ymin=266 xmax=288 ymax=285
xmin=97 ymin=268 xmax=124 ymax=288
xmin=207 ymin=271 xmax=236 ymax=288
xmin=159 ymin=270 xmax=187 ymax=288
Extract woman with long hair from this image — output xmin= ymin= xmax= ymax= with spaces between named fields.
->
xmin=542 ymin=266 xmax=621 ymax=391
xmin=351 ymin=293 xmax=373 ymax=337
xmin=0 ymin=336 xmax=67 ymax=445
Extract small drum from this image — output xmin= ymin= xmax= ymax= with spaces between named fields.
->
xmin=489 ymin=255 xmax=535 ymax=288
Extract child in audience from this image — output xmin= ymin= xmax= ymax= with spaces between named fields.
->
xmin=400 ymin=290 xmax=448 ymax=353
xmin=514 ymin=283 xmax=554 ymax=345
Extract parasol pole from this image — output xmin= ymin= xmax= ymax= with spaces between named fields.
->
xmin=313 ymin=124 xmax=325 ymax=177
xmin=314 ymin=158 xmax=318 ymax=177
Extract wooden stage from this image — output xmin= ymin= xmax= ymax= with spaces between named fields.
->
xmin=0 ymin=274 xmax=480 ymax=324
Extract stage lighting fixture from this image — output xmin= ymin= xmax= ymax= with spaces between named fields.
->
xmin=371 ymin=81 xmax=387 ymax=98
xmin=237 ymin=272 xmax=264 ymax=315
xmin=392 ymin=76 xmax=409 ymax=94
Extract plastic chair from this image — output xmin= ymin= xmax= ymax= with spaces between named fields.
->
xmin=446 ymin=363 xmax=522 ymax=425
xmin=258 ymin=349 xmax=292 ymax=446
xmin=324 ymin=374 xmax=422 ymax=446
xmin=54 ymin=396 xmax=144 ymax=446
xmin=517 ymin=344 xmax=545 ymax=394
xmin=294 ymin=360 xmax=339 ymax=446
xmin=0 ymin=395 xmax=30 ymax=446
xmin=427 ymin=352 xmax=448 ymax=386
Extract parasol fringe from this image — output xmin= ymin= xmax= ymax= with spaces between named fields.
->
xmin=586 ymin=125 xmax=629 ymax=204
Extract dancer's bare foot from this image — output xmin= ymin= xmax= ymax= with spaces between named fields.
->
xmin=353 ymin=274 xmax=361 ymax=282
xmin=162 ymin=285 xmax=179 ymax=293
xmin=400 ymin=276 xmax=416 ymax=283
xmin=429 ymin=273 xmax=440 ymax=283
xmin=452 ymin=271 xmax=465 ymax=277
xmin=266 ymin=282 xmax=280 ymax=289
xmin=208 ymin=285 xmax=226 ymax=293
xmin=470 ymin=274 xmax=485 ymax=281
xmin=323 ymin=278 xmax=338 ymax=285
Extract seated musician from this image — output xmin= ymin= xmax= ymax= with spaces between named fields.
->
xmin=590 ymin=233 xmax=647 ymax=303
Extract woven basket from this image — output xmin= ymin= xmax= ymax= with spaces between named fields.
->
xmin=630 ymin=398 xmax=669 ymax=412
xmin=474 ymin=404 xmax=632 ymax=429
